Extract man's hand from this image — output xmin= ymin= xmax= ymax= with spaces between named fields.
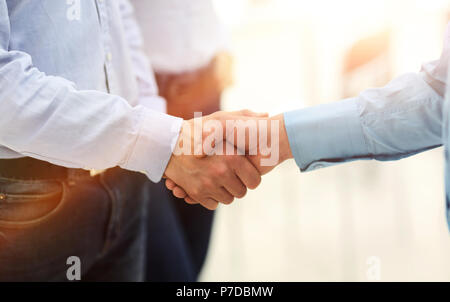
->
xmin=246 ymin=113 xmax=293 ymax=175
xmin=164 ymin=113 xmax=265 ymax=210
xmin=165 ymin=111 xmax=294 ymax=207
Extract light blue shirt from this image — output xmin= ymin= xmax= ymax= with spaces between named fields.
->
xmin=284 ymin=23 xmax=450 ymax=227
xmin=0 ymin=0 xmax=182 ymax=182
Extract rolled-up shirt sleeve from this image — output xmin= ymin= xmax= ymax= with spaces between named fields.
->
xmin=284 ymin=71 xmax=444 ymax=172
xmin=0 ymin=2 xmax=182 ymax=182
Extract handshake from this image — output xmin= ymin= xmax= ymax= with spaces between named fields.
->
xmin=164 ymin=110 xmax=293 ymax=210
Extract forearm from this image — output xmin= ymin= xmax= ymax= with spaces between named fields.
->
xmin=270 ymin=114 xmax=293 ymax=163
xmin=284 ymin=72 xmax=443 ymax=172
xmin=0 ymin=48 xmax=182 ymax=181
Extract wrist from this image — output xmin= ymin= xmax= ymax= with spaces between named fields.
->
xmin=165 ymin=120 xmax=189 ymax=178
xmin=271 ymin=114 xmax=293 ymax=163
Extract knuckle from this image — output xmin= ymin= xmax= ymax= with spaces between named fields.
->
xmin=222 ymin=196 xmax=234 ymax=205
xmin=174 ymin=189 xmax=185 ymax=198
xmin=214 ymin=164 xmax=228 ymax=177
xmin=203 ymin=178 xmax=214 ymax=190
xmin=203 ymin=200 xmax=217 ymax=210
xmin=247 ymin=173 xmax=261 ymax=189
xmin=185 ymin=198 xmax=195 ymax=204
xmin=203 ymin=179 xmax=216 ymax=192
xmin=251 ymin=174 xmax=262 ymax=189
xmin=236 ymin=186 xmax=247 ymax=198
xmin=190 ymin=188 xmax=201 ymax=199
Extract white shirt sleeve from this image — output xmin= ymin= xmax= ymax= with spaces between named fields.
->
xmin=0 ymin=2 xmax=182 ymax=182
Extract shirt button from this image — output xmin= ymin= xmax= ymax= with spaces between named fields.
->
xmin=106 ymin=52 xmax=113 ymax=62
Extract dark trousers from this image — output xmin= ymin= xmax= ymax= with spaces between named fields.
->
xmin=0 ymin=160 xmax=214 ymax=281
xmin=145 ymin=181 xmax=215 ymax=281
xmin=0 ymin=167 xmax=149 ymax=281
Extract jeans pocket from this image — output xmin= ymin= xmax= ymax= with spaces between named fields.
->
xmin=0 ymin=177 xmax=65 ymax=228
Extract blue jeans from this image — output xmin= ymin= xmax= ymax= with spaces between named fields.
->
xmin=0 ymin=167 xmax=149 ymax=281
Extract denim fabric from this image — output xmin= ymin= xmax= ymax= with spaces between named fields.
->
xmin=0 ymin=167 xmax=149 ymax=281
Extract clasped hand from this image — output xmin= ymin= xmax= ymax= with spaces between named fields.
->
xmin=163 ymin=110 xmax=292 ymax=210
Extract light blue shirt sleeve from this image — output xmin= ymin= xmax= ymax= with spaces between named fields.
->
xmin=284 ymin=71 xmax=444 ymax=172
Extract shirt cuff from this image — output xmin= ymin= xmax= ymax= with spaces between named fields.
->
xmin=122 ymin=107 xmax=183 ymax=182
xmin=283 ymin=98 xmax=368 ymax=172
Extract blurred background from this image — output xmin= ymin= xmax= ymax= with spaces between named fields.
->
xmin=198 ymin=0 xmax=450 ymax=281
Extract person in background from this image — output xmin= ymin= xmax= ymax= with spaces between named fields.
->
xmin=132 ymin=0 xmax=232 ymax=281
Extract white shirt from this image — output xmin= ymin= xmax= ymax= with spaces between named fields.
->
xmin=0 ymin=0 xmax=181 ymax=182
xmin=132 ymin=0 xmax=226 ymax=73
